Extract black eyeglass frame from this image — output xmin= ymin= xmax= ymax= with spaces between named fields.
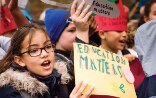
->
xmin=20 ymin=44 xmax=55 ymax=57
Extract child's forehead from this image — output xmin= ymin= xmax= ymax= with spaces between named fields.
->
xmin=22 ymin=30 xmax=50 ymax=47
xmin=106 ymin=30 xmax=127 ymax=33
xmin=31 ymin=29 xmax=49 ymax=39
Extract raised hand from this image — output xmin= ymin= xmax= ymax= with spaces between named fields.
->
xmin=5 ymin=0 xmax=18 ymax=11
xmin=124 ymin=54 xmax=136 ymax=63
xmin=88 ymin=16 xmax=98 ymax=37
xmin=70 ymin=0 xmax=92 ymax=43
xmin=4 ymin=0 xmax=29 ymax=27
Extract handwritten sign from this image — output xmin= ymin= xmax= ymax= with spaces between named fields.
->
xmin=40 ymin=0 xmax=119 ymax=18
xmin=74 ymin=43 xmax=137 ymax=98
xmin=94 ymin=0 xmax=128 ymax=31
xmin=77 ymin=0 xmax=119 ymax=18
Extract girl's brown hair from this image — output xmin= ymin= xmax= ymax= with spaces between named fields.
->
xmin=0 ymin=23 xmax=48 ymax=74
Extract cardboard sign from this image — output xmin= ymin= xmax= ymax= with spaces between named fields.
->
xmin=77 ymin=0 xmax=119 ymax=18
xmin=74 ymin=43 xmax=137 ymax=98
xmin=18 ymin=0 xmax=29 ymax=8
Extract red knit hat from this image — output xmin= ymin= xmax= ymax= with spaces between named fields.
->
xmin=94 ymin=0 xmax=128 ymax=32
xmin=0 ymin=5 xmax=17 ymax=34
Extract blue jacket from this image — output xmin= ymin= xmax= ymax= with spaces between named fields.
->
xmin=0 ymin=36 xmax=10 ymax=59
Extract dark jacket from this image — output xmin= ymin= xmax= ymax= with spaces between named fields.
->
xmin=136 ymin=75 xmax=156 ymax=98
xmin=54 ymin=49 xmax=75 ymax=94
xmin=0 ymin=62 xmax=68 ymax=98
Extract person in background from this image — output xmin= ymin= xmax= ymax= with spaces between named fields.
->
xmin=0 ymin=36 xmax=10 ymax=60
xmin=0 ymin=0 xmax=14 ymax=59
xmin=45 ymin=8 xmax=76 ymax=94
xmin=138 ymin=0 xmax=156 ymax=27
xmin=135 ymin=19 xmax=156 ymax=98
xmin=138 ymin=0 xmax=148 ymax=15
xmin=0 ymin=0 xmax=29 ymax=38
xmin=44 ymin=0 xmax=97 ymax=94
xmin=126 ymin=20 xmax=139 ymax=57
xmin=0 ymin=0 xmax=17 ymax=37
xmin=143 ymin=0 xmax=156 ymax=22
xmin=6 ymin=0 xmax=29 ymax=27
xmin=91 ymin=0 xmax=144 ymax=97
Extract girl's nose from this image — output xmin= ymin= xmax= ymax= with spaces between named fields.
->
xmin=40 ymin=49 xmax=48 ymax=58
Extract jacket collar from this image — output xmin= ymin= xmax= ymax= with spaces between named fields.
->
xmin=0 ymin=68 xmax=48 ymax=96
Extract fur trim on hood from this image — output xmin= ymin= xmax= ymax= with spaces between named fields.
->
xmin=0 ymin=68 xmax=48 ymax=96
xmin=54 ymin=61 xmax=71 ymax=84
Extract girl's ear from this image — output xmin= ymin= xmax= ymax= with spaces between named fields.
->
xmin=98 ymin=31 xmax=106 ymax=40
xmin=14 ymin=56 xmax=26 ymax=67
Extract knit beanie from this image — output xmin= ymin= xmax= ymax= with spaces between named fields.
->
xmin=44 ymin=9 xmax=70 ymax=44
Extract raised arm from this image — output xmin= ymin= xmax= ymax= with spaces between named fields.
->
xmin=6 ymin=0 xmax=29 ymax=27
xmin=70 ymin=0 xmax=92 ymax=43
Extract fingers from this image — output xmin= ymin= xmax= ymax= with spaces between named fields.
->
xmin=88 ymin=16 xmax=97 ymax=28
xmin=70 ymin=81 xmax=94 ymax=98
xmin=79 ymin=5 xmax=91 ymax=19
xmin=74 ymin=1 xmax=85 ymax=16
xmin=70 ymin=0 xmax=92 ymax=38
xmin=83 ymin=11 xmax=92 ymax=23
xmin=88 ymin=16 xmax=94 ymax=26
xmin=70 ymin=81 xmax=83 ymax=95
xmin=89 ymin=17 xmax=98 ymax=29
xmin=71 ymin=0 xmax=78 ymax=16
xmin=88 ymin=16 xmax=98 ymax=37
xmin=76 ymin=82 xmax=88 ymax=96
xmin=6 ymin=0 xmax=18 ymax=11
xmin=71 ymin=0 xmax=91 ymax=20
xmin=82 ymin=86 xmax=94 ymax=98
xmin=124 ymin=54 xmax=136 ymax=63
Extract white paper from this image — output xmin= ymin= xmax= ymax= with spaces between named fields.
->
xmin=77 ymin=0 xmax=120 ymax=18
xmin=18 ymin=0 xmax=29 ymax=8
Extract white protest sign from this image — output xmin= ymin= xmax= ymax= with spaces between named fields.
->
xmin=92 ymin=0 xmax=119 ymax=18
xmin=40 ymin=0 xmax=119 ymax=18
xmin=77 ymin=0 xmax=120 ymax=18
xmin=18 ymin=0 xmax=29 ymax=8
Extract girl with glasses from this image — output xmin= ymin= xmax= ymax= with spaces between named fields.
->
xmin=0 ymin=23 xmax=93 ymax=98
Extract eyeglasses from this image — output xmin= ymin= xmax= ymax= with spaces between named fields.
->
xmin=20 ymin=44 xmax=55 ymax=57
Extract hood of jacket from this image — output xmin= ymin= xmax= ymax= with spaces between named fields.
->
xmin=0 ymin=68 xmax=48 ymax=96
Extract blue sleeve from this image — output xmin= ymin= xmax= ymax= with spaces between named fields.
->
xmin=0 ymin=86 xmax=22 ymax=98
xmin=0 ymin=36 xmax=11 ymax=52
